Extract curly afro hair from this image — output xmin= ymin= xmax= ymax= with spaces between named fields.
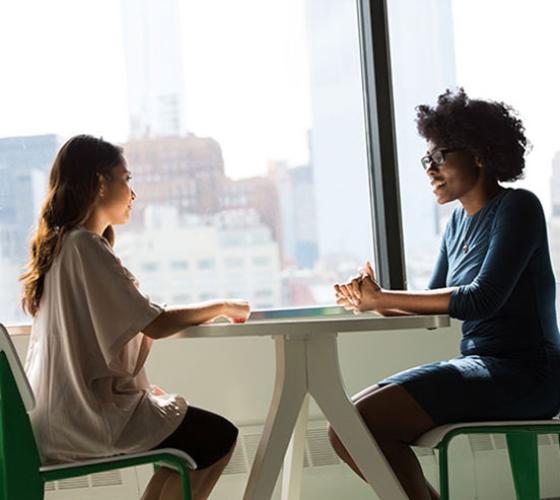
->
xmin=416 ymin=88 xmax=529 ymax=182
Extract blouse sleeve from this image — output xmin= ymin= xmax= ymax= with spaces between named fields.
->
xmin=448 ymin=190 xmax=543 ymax=320
xmin=427 ymin=235 xmax=448 ymax=290
xmin=70 ymin=231 xmax=164 ymax=367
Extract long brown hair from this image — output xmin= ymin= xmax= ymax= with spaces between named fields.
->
xmin=20 ymin=135 xmax=124 ymax=316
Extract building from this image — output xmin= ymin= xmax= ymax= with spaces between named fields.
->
xmin=0 ymin=134 xmax=58 ymax=260
xmin=304 ymin=0 xmax=372 ymax=261
xmin=116 ymin=206 xmax=281 ymax=309
xmin=268 ymin=160 xmax=319 ymax=269
xmin=0 ymin=134 xmax=60 ymax=322
xmin=385 ymin=0 xmax=457 ymax=288
xmin=304 ymin=0 xmax=456 ymax=289
xmin=123 ymin=135 xmax=225 ymax=226
xmin=121 ymin=0 xmax=187 ymax=138
xmin=122 ymin=135 xmax=284 ymax=246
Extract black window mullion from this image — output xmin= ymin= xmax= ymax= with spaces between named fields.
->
xmin=357 ymin=0 xmax=406 ymax=290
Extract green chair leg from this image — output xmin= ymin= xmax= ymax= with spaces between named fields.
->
xmin=179 ymin=469 xmax=192 ymax=500
xmin=506 ymin=432 xmax=539 ymax=500
xmin=151 ymin=463 xmax=192 ymax=500
xmin=437 ymin=443 xmax=450 ymax=500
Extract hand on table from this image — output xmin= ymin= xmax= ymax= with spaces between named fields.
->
xmin=334 ymin=261 xmax=382 ymax=313
xmin=222 ymin=300 xmax=251 ymax=324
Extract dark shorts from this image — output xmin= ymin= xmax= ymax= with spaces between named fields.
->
xmin=377 ymin=352 xmax=560 ymax=425
xmin=153 ymin=406 xmax=238 ymax=469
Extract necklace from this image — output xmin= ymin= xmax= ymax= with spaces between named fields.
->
xmin=461 ymin=212 xmax=483 ymax=253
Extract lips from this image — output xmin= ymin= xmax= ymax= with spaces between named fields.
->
xmin=431 ymin=180 xmax=446 ymax=192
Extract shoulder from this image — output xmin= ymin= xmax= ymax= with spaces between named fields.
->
xmin=61 ymin=228 xmax=117 ymax=264
xmin=498 ymin=188 xmax=543 ymax=215
xmin=493 ymin=188 xmax=545 ymax=233
xmin=502 ymin=187 xmax=540 ymax=205
xmin=64 ymin=228 xmax=110 ymax=249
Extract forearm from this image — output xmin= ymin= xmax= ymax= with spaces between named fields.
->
xmin=143 ymin=301 xmax=226 ymax=339
xmin=375 ymin=288 xmax=456 ymax=315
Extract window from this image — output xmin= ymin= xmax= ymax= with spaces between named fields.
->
xmin=252 ymin=256 xmax=271 ymax=268
xmin=0 ymin=0 xmax=376 ymax=324
xmin=388 ymin=1 xmax=560 ymax=299
xmin=199 ymin=292 xmax=217 ymax=301
xmin=172 ymin=293 xmax=191 ymax=304
xmin=197 ymin=259 xmax=215 ymax=270
xmin=170 ymin=260 xmax=189 ymax=271
xmin=224 ymin=257 xmax=244 ymax=268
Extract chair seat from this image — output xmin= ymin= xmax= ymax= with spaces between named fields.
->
xmin=414 ymin=418 xmax=560 ymax=448
xmin=40 ymin=447 xmax=197 ymax=473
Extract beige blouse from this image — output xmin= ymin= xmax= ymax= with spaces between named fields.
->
xmin=25 ymin=228 xmax=187 ymax=464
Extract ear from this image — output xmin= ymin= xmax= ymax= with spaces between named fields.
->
xmin=475 ymin=157 xmax=484 ymax=169
xmin=97 ymin=174 xmax=107 ymax=198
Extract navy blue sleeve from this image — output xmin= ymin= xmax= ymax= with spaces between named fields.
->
xmin=449 ymin=190 xmax=543 ymax=320
xmin=427 ymin=236 xmax=448 ymax=290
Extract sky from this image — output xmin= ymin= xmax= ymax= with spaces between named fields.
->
xmin=451 ymin=0 xmax=560 ymax=213
xmin=0 ymin=0 xmax=311 ymax=180
xmin=1 ymin=0 xmax=560 ymax=209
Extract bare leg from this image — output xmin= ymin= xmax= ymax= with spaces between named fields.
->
xmin=158 ymin=445 xmax=236 ymax=500
xmin=354 ymin=384 xmax=440 ymax=499
xmin=141 ymin=467 xmax=173 ymax=500
xmin=328 ymin=384 xmax=438 ymax=500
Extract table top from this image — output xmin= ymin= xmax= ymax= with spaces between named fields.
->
xmin=5 ymin=307 xmax=450 ymax=339
xmin=172 ymin=309 xmax=450 ymax=339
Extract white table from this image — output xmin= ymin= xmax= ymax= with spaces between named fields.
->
xmin=174 ymin=312 xmax=450 ymax=500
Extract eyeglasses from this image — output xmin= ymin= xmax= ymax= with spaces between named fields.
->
xmin=420 ymin=148 xmax=464 ymax=170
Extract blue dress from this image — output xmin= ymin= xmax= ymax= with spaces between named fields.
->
xmin=378 ymin=188 xmax=560 ymax=424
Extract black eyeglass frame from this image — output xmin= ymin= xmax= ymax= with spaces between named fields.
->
xmin=420 ymin=148 xmax=465 ymax=171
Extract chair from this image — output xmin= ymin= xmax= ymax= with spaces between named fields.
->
xmin=414 ymin=419 xmax=560 ymax=500
xmin=0 ymin=323 xmax=195 ymax=500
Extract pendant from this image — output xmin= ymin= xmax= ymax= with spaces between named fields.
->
xmin=463 ymin=243 xmax=468 ymax=253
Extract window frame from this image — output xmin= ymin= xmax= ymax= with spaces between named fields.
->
xmin=358 ymin=0 xmax=406 ymax=290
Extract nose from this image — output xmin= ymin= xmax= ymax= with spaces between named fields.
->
xmin=425 ymin=162 xmax=440 ymax=176
xmin=131 ymin=189 xmax=137 ymax=201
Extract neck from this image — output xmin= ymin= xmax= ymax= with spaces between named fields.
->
xmin=460 ymin=178 xmax=501 ymax=216
xmin=81 ymin=212 xmax=108 ymax=236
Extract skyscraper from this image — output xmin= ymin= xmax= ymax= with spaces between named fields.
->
xmin=121 ymin=0 xmax=187 ymax=138
xmin=303 ymin=0 xmax=456 ymax=287
xmin=304 ymin=0 xmax=372 ymax=260
xmin=0 ymin=134 xmax=60 ymax=322
xmin=0 ymin=134 xmax=59 ymax=261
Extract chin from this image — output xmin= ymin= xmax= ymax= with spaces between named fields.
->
xmin=434 ymin=193 xmax=453 ymax=205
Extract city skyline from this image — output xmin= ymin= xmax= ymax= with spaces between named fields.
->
xmin=1 ymin=1 xmax=559 ymax=205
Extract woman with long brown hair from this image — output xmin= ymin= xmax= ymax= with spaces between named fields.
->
xmin=22 ymin=134 xmax=249 ymax=500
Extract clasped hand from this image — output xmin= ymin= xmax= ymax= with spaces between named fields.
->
xmin=334 ymin=261 xmax=382 ymax=313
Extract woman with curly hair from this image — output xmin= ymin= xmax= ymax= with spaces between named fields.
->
xmin=22 ymin=135 xmax=250 ymax=500
xmin=329 ymin=89 xmax=560 ymax=499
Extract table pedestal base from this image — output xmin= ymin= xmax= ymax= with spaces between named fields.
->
xmin=243 ymin=333 xmax=407 ymax=500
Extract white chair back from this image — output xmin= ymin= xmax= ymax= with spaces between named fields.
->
xmin=0 ymin=323 xmax=35 ymax=412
